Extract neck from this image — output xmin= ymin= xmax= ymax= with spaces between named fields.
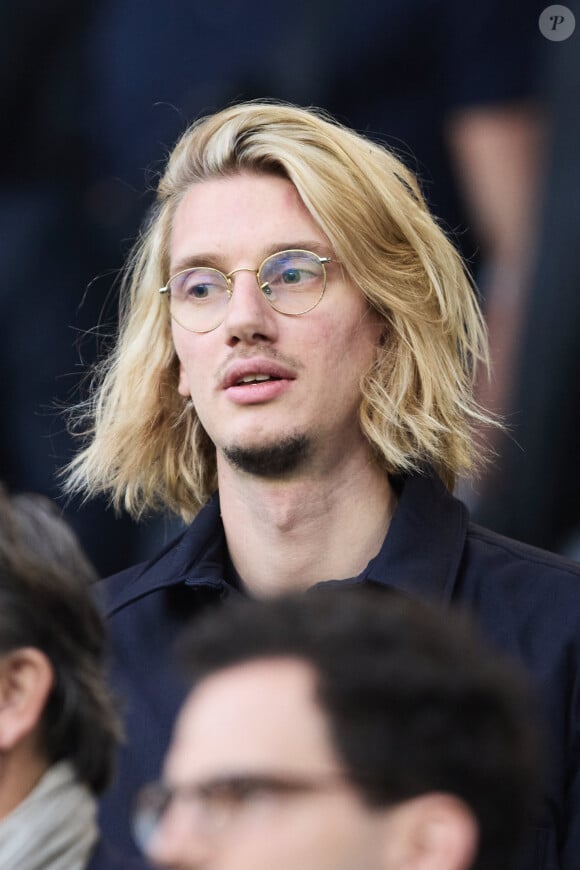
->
xmin=0 ymin=760 xmax=99 ymax=870
xmin=0 ymin=742 xmax=49 ymax=821
xmin=217 ymin=447 xmax=396 ymax=596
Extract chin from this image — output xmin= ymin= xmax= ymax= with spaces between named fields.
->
xmin=222 ymin=434 xmax=310 ymax=478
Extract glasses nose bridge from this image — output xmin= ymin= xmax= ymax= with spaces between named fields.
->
xmin=225 ymin=265 xmax=263 ymax=292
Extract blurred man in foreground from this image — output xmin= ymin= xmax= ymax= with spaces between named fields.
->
xmin=136 ymin=590 xmax=539 ymax=870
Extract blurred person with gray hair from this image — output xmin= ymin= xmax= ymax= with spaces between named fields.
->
xmin=0 ymin=484 xmax=149 ymax=869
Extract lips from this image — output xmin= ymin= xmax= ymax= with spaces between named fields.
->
xmin=220 ymin=358 xmax=297 ymax=405
xmin=221 ymin=359 xmax=297 ymax=390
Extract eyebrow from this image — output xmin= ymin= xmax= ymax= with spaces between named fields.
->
xmin=169 ymin=241 xmax=332 ymax=276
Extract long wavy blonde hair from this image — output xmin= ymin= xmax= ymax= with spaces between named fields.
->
xmin=65 ymin=101 xmax=492 ymax=521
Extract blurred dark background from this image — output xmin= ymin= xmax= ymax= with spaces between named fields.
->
xmin=1 ymin=0 xmax=577 ymax=575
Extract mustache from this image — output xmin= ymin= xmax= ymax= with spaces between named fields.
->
xmin=215 ymin=345 xmax=303 ymax=385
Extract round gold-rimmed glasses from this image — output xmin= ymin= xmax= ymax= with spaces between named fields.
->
xmin=159 ymin=248 xmax=337 ymax=333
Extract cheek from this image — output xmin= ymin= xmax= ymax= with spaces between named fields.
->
xmin=177 ymin=360 xmax=192 ymax=398
xmin=325 ymin=312 xmax=381 ymax=372
xmin=307 ymin=309 xmax=355 ymax=356
xmin=224 ymin=804 xmax=376 ymax=870
xmin=223 ymin=819 xmax=335 ymax=868
xmin=171 ymin=330 xmax=210 ymax=402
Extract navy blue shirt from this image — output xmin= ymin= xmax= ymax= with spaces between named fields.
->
xmin=99 ymin=470 xmax=580 ymax=868
xmin=87 ymin=837 xmax=151 ymax=869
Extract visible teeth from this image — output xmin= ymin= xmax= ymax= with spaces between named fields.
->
xmin=238 ymin=374 xmax=273 ymax=385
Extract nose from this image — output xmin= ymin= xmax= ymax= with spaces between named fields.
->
xmin=145 ymin=802 xmax=212 ymax=869
xmin=222 ymin=269 xmax=279 ymax=347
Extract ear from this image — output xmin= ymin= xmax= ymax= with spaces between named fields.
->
xmin=0 ymin=648 xmax=54 ymax=751
xmin=380 ymin=792 xmax=479 ymax=870
xmin=177 ymin=361 xmax=192 ymax=398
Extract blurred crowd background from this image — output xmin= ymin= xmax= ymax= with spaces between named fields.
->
xmin=1 ymin=0 xmax=578 ymax=576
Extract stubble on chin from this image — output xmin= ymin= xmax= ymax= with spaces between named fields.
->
xmin=223 ymin=434 xmax=310 ymax=478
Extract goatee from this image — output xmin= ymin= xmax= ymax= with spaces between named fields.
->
xmin=223 ymin=435 xmax=310 ymax=478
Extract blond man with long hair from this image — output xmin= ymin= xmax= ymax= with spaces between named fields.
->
xmin=67 ymin=102 xmax=580 ymax=868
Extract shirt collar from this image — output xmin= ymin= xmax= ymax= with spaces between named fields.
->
xmin=104 ymin=470 xmax=468 ymax=612
xmin=103 ymin=493 xmax=226 ymax=614
xmin=365 ymin=469 xmax=468 ymax=604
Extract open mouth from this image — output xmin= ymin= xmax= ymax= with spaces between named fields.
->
xmin=235 ymin=374 xmax=282 ymax=385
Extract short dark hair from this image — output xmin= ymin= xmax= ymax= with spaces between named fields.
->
xmin=0 ymin=485 xmax=121 ymax=794
xmin=180 ymin=587 xmax=540 ymax=870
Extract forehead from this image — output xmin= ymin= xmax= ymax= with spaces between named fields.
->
xmin=169 ymin=172 xmax=331 ymax=271
xmin=165 ymin=658 xmax=341 ymax=784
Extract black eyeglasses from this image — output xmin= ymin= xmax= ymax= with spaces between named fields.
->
xmin=132 ymin=771 xmax=350 ymax=851
xmin=159 ymin=248 xmax=338 ymax=333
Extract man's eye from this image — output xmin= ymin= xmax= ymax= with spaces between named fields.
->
xmin=281 ymin=268 xmax=303 ymax=285
xmin=188 ymin=284 xmax=211 ymax=299
xmin=182 ymin=280 xmax=224 ymax=301
xmin=207 ymin=781 xmax=274 ymax=808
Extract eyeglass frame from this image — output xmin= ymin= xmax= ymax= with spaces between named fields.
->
xmin=158 ymin=248 xmax=338 ymax=333
xmin=132 ymin=769 xmax=356 ymax=851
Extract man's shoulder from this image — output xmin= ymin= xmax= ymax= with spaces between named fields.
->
xmin=97 ymin=494 xmax=225 ymax=617
xmin=460 ymin=522 xmax=580 ymax=638
xmin=96 ymin=533 xmax=186 ymax=617
xmin=465 ymin=521 xmax=580 ymax=584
